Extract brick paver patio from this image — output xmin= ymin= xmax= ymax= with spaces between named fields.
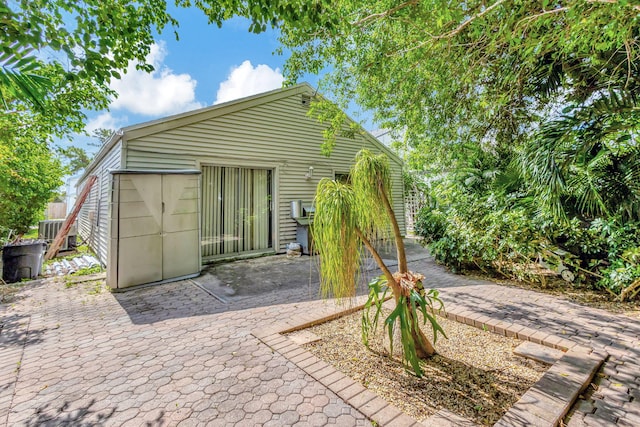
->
xmin=1 ymin=254 xmax=639 ymax=426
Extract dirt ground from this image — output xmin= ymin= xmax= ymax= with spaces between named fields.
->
xmin=297 ymin=309 xmax=548 ymax=426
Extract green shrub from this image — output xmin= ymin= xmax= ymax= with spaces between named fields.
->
xmin=415 ymin=200 xmax=640 ymax=300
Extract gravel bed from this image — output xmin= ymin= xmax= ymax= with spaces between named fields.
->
xmin=298 ymin=310 xmax=548 ymax=425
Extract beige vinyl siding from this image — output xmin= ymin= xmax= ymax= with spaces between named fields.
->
xmin=125 ymin=91 xmax=404 ymax=252
xmin=77 ymin=141 xmax=122 ymax=264
xmin=126 ymin=149 xmax=196 ymax=170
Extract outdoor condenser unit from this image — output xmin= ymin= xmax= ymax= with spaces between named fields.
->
xmin=38 ymin=219 xmax=77 ymax=251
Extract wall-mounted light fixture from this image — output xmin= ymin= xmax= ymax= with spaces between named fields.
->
xmin=305 ymin=166 xmax=314 ymax=180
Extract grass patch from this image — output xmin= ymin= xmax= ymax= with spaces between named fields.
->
xmin=72 ymin=265 xmax=103 ymax=276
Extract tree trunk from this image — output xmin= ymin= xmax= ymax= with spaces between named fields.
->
xmin=387 ymin=274 xmax=436 ymax=359
xmin=356 ymin=228 xmax=436 ymax=358
xmin=356 ymin=228 xmax=397 ymax=285
xmin=408 ymin=308 xmax=436 ymax=357
xmin=378 ymin=182 xmax=407 ymax=273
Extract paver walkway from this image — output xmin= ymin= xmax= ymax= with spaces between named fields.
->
xmin=0 ymin=253 xmax=638 ymax=426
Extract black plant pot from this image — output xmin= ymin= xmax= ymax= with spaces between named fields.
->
xmin=1 ymin=240 xmax=47 ymax=283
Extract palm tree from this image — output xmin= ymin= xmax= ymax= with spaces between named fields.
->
xmin=521 ymin=89 xmax=640 ymax=222
xmin=313 ymin=149 xmax=445 ymax=376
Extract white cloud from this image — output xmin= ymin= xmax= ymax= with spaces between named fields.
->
xmin=215 ymin=60 xmax=283 ymax=104
xmin=110 ymin=42 xmax=203 ymax=116
xmin=85 ymin=112 xmax=121 ymax=133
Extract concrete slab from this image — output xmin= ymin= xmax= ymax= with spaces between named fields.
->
xmin=200 ymin=238 xmax=432 ymax=299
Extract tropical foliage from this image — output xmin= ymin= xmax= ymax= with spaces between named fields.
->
xmin=0 ymin=0 xmax=179 ymax=109
xmin=413 ymin=148 xmax=640 ymax=301
xmin=278 ymin=1 xmax=640 ymax=156
xmin=313 ymin=149 xmax=446 ymax=376
xmin=273 ymin=1 xmax=640 ymax=301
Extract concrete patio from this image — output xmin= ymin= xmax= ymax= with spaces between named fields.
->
xmin=1 ymin=242 xmax=639 ymax=426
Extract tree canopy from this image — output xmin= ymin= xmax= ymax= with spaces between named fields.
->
xmin=275 ymin=1 xmax=640 ymax=300
xmin=280 ymin=0 xmax=639 ymax=154
xmin=0 ymin=0 xmax=327 ymax=235
xmin=278 ymin=0 xmax=640 ymax=220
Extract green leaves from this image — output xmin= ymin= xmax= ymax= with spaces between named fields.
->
xmin=0 ymin=43 xmax=51 ymax=111
xmin=361 ymin=275 xmax=447 ymax=377
xmin=522 ymin=89 xmax=640 ymax=222
xmin=1 ymin=0 xmax=182 ymax=112
xmin=313 ymin=178 xmax=361 ymax=299
xmin=279 ymin=0 xmax=640 ymax=170
xmin=361 ymin=276 xmax=389 ymax=347
xmin=351 ymin=149 xmax=392 ymax=239
xmin=0 ymin=113 xmax=65 ymax=236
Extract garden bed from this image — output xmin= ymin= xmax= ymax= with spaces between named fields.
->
xmin=291 ymin=310 xmax=548 ymax=425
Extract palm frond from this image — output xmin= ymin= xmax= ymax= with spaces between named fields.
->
xmin=522 ymin=87 xmax=640 ymax=221
xmin=0 ymin=43 xmax=51 ymax=110
xmin=529 ymin=55 xmax=564 ymax=98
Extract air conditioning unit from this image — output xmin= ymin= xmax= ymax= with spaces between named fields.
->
xmin=38 ymin=220 xmax=78 ymax=251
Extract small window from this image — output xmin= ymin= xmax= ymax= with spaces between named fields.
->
xmin=335 ymin=172 xmax=351 ymax=184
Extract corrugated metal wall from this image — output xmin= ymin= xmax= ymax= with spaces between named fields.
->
xmin=124 ymin=92 xmax=405 ymax=252
xmin=77 ymin=141 xmax=122 ymax=264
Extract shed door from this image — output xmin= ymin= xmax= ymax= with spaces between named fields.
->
xmin=162 ymin=174 xmax=200 ymax=278
xmin=201 ymin=166 xmax=272 ymax=258
xmin=112 ymin=173 xmax=200 ymax=288
xmin=115 ymin=174 xmax=163 ymax=286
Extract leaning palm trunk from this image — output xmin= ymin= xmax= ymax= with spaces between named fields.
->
xmin=357 ymin=229 xmax=436 ymax=358
xmin=313 ymin=149 xmax=445 ymax=377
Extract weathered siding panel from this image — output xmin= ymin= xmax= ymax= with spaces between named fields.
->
xmin=77 ymin=141 xmax=122 ymax=264
xmin=126 ymin=92 xmax=404 ymax=252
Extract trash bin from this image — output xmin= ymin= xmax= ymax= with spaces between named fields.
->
xmin=1 ymin=240 xmax=47 ymax=283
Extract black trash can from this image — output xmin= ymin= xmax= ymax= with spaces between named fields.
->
xmin=1 ymin=240 xmax=47 ymax=283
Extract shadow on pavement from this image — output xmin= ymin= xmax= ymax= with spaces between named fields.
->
xmin=113 ymin=238 xmax=478 ymax=324
xmin=0 ymin=313 xmax=45 ymax=349
xmin=440 ymin=285 xmax=640 ymax=360
xmin=23 ymin=399 xmax=119 ymax=427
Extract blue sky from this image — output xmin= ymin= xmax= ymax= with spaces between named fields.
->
xmin=67 ymin=8 xmax=333 ymax=154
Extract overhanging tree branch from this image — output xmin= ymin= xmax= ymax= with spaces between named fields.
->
xmin=433 ymin=0 xmax=506 ymax=40
xmin=351 ymin=0 xmax=419 ymax=27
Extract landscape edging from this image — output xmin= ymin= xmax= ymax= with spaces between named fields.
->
xmin=252 ymin=302 xmax=607 ymax=427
